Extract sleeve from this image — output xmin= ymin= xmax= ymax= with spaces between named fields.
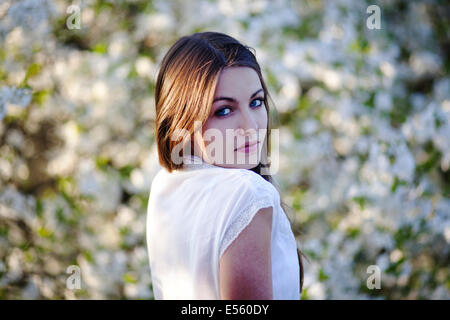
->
xmin=218 ymin=171 xmax=276 ymax=260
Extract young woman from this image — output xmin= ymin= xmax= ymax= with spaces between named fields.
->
xmin=146 ymin=31 xmax=304 ymax=299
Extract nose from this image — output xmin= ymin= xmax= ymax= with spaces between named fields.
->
xmin=237 ymin=108 xmax=258 ymax=140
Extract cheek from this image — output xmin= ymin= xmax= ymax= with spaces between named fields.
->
xmin=202 ymin=119 xmax=229 ymax=146
xmin=257 ymin=108 xmax=268 ymax=130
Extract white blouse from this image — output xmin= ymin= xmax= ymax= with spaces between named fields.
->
xmin=146 ymin=155 xmax=300 ymax=299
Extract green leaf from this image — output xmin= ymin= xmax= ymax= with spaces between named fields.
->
xmin=123 ymin=273 xmax=137 ymax=284
xmin=318 ymin=268 xmax=329 ymax=282
xmin=93 ymin=43 xmax=107 ymax=54
xmin=37 ymin=226 xmax=53 ymax=238
xmin=24 ymin=63 xmax=42 ymax=81
xmin=352 ymin=196 xmax=367 ymax=210
xmin=32 ymin=89 xmax=51 ymax=105
xmin=119 ymin=165 xmax=134 ymax=179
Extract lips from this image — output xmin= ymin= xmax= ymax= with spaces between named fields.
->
xmin=235 ymin=141 xmax=259 ymax=151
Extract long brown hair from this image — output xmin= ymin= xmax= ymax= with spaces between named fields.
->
xmin=154 ymin=31 xmax=305 ymax=294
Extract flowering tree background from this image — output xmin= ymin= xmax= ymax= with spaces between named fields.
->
xmin=0 ymin=0 xmax=449 ymax=299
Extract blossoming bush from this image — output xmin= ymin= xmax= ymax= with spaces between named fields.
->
xmin=0 ymin=0 xmax=448 ymax=299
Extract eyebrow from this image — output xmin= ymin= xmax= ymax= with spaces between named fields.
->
xmin=213 ymin=88 xmax=264 ymax=103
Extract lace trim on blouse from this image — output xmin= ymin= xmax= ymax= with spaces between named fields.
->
xmin=180 ymin=155 xmax=217 ymax=171
xmin=219 ymin=184 xmax=274 ymax=259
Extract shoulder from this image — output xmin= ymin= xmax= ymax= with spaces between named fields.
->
xmin=210 ymin=168 xmax=278 ymax=199
xmin=153 ymin=166 xmax=279 ymax=207
xmin=217 ymin=169 xmax=278 ymax=260
xmin=148 ymin=167 xmax=174 ymax=195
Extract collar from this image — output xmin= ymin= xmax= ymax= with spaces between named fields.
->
xmin=180 ymin=155 xmax=218 ymax=170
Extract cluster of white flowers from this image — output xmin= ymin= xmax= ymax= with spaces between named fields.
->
xmin=0 ymin=86 xmax=32 ymax=120
xmin=0 ymin=0 xmax=448 ymax=299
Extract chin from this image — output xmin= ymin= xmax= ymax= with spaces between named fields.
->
xmin=214 ymin=157 xmax=261 ymax=170
xmin=207 ymin=151 xmax=262 ymax=169
xmin=214 ymin=163 xmax=259 ymax=170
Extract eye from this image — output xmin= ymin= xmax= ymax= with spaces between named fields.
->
xmin=250 ymin=98 xmax=264 ymax=108
xmin=214 ymin=107 xmax=231 ymax=117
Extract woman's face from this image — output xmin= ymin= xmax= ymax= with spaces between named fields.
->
xmin=195 ymin=66 xmax=268 ymax=169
